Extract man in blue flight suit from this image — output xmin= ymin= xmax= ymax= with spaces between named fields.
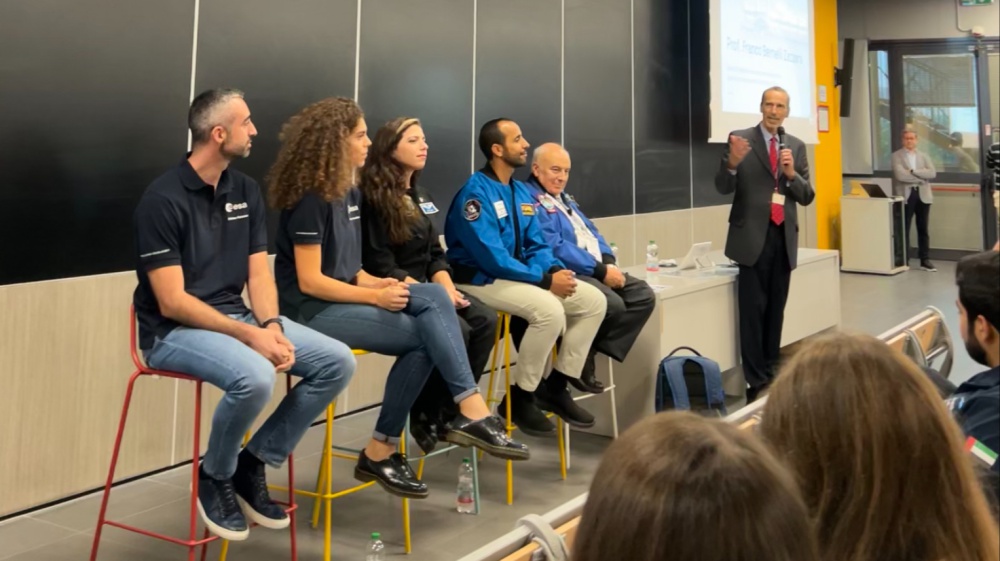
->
xmin=516 ymin=143 xmax=656 ymax=394
xmin=445 ymin=119 xmax=607 ymax=437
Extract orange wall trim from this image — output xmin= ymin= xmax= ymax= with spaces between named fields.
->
xmin=813 ymin=0 xmax=843 ymax=249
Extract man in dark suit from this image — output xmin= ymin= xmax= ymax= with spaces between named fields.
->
xmin=714 ymin=86 xmax=815 ymax=402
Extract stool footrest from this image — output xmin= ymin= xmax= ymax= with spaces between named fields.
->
xmin=103 ymin=520 xmax=218 ymax=548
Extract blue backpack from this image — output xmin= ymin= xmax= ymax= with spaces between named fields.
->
xmin=656 ymin=346 xmax=727 ymax=416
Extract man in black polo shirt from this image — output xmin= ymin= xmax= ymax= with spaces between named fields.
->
xmin=133 ymin=89 xmax=356 ymax=541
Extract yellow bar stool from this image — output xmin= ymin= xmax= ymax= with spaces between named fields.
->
xmin=484 ymin=313 xmax=567 ymax=505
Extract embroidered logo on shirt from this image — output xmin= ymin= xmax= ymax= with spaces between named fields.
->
xmin=538 ymin=194 xmax=557 ymax=213
xmin=520 ymin=203 xmax=535 ymax=216
xmin=464 ymin=199 xmax=482 ymax=221
xmin=225 ymin=202 xmax=248 ymax=213
xmin=419 ymin=202 xmax=439 ymax=214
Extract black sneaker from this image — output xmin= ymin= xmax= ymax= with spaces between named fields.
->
xmin=535 ymin=375 xmax=596 ymax=428
xmin=196 ymin=465 xmax=249 ymax=541
xmin=232 ymin=450 xmax=289 ymax=530
xmin=920 ymin=260 xmax=937 ymax=272
xmin=498 ymin=385 xmax=556 ymax=437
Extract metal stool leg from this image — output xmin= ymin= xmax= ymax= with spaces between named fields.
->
xmin=90 ymin=370 xmax=144 ymax=561
xmin=187 ymin=381 xmax=204 ymax=561
xmin=502 ymin=314 xmax=514 ymax=505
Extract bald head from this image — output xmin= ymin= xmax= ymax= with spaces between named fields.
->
xmin=531 ymin=143 xmax=572 ymax=195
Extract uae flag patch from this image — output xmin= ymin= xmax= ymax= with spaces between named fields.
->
xmin=966 ymin=436 xmax=998 ymax=467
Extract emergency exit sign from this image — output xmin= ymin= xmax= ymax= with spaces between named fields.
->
xmin=960 ymin=0 xmax=994 ymax=6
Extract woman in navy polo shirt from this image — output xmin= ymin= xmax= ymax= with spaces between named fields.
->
xmin=269 ymin=98 xmax=528 ymax=499
xmin=360 ymin=117 xmax=499 ymax=455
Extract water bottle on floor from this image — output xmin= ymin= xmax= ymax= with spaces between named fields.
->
xmin=645 ymin=240 xmax=659 ymax=273
xmin=456 ymin=458 xmax=476 ymax=514
xmin=366 ymin=532 xmax=385 ymax=561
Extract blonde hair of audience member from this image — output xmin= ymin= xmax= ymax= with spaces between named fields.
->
xmin=761 ymin=332 xmax=1000 ymax=561
xmin=573 ymin=411 xmax=819 ymax=561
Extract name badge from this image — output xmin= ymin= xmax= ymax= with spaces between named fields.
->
xmin=419 ymin=202 xmax=439 ymax=214
xmin=520 ymin=203 xmax=535 ymax=216
xmin=771 ymin=193 xmax=785 ymax=206
xmin=347 ymin=204 xmax=361 ymax=221
xmin=493 ymin=200 xmax=508 ymax=219
xmin=538 ymin=195 xmax=557 ymax=213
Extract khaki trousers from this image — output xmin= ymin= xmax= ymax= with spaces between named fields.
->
xmin=457 ymin=279 xmax=607 ymax=391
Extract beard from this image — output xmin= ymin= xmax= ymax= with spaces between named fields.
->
xmin=964 ymin=336 xmax=990 ymax=367
xmin=501 ymin=151 xmax=526 ymax=169
xmin=221 ymin=139 xmax=251 ymax=160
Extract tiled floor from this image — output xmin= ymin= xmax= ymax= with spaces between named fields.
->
xmin=0 ymin=262 xmax=979 ymax=560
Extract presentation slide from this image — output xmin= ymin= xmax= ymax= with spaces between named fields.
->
xmin=709 ymin=0 xmax=818 ymax=144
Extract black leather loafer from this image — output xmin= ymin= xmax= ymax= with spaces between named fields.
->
xmin=568 ymin=372 xmax=605 ymax=394
xmin=354 ymin=450 xmax=429 ymax=499
xmin=409 ymin=418 xmax=440 ymax=455
xmin=535 ymin=384 xmax=596 ymax=429
xmin=444 ymin=414 xmax=531 ymax=461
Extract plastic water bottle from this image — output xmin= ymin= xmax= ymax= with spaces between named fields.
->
xmin=366 ymin=532 xmax=385 ymax=561
xmin=610 ymin=242 xmax=620 ymax=263
xmin=456 ymin=458 xmax=476 ymax=514
xmin=645 ymin=240 xmax=659 ymax=273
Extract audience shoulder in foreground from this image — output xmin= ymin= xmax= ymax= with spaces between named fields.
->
xmin=573 ymin=411 xmax=820 ymax=561
xmin=761 ymin=332 xmax=1000 ymax=561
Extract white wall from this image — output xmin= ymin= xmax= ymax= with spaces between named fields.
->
xmin=839 ymin=0 xmax=999 ymax=41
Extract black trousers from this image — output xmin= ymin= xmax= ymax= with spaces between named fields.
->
xmin=738 ymin=222 xmax=791 ymax=389
xmin=509 ymin=272 xmax=656 ymax=364
xmin=409 ymin=294 xmax=497 ymax=423
xmin=905 ymin=189 xmax=931 ymax=261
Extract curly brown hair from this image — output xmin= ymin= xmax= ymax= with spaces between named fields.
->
xmin=359 ymin=117 xmax=423 ymax=244
xmin=267 ymin=97 xmax=363 ymax=209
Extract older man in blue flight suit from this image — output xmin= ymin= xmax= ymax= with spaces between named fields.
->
xmin=518 ymin=143 xmax=655 ymax=394
xmin=445 ymin=119 xmax=607 ymax=437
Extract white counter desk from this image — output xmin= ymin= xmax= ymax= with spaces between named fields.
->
xmin=581 ymin=248 xmax=841 ymax=437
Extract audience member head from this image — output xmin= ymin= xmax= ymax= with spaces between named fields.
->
xmin=267 ymin=97 xmax=368 ymax=209
xmin=188 ymin=88 xmax=255 ymax=160
xmin=957 ymin=250 xmax=1000 ymax=369
xmin=478 ymin=118 xmax=529 ymax=169
xmin=359 ymin=117 xmax=427 ymax=244
xmin=902 ymin=128 xmax=918 ymax=150
xmin=761 ymin=332 xmax=999 ymax=561
xmin=573 ymin=411 xmax=820 ymax=561
xmin=530 ymin=143 xmax=572 ymax=196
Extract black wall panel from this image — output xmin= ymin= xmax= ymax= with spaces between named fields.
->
xmin=0 ymin=1 xmax=194 ymax=284
xmin=634 ymin=0 xmax=692 ymax=213
xmin=564 ymin=0 xmax=634 ymax=218
xmin=358 ymin=0 xmax=474 ymax=231
xmin=474 ymin=0 xmax=562 ymax=178
xmin=195 ymin=0 xmax=358 ymax=248
xmin=689 ymin=0 xmax=732 ymax=208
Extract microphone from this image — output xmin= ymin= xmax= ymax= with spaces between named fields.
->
xmin=777 ymin=126 xmax=787 ymax=150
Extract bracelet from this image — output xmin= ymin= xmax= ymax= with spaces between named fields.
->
xmin=261 ymin=317 xmax=284 ymax=332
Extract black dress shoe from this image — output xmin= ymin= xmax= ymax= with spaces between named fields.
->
xmin=920 ymin=260 xmax=937 ymax=272
xmin=746 ymin=382 xmax=771 ymax=404
xmin=569 ymin=352 xmax=605 ymax=394
xmin=498 ymin=386 xmax=557 ymax=437
xmin=535 ymin=375 xmax=596 ymax=428
xmin=444 ymin=414 xmax=531 ymax=461
xmin=354 ymin=450 xmax=429 ymax=499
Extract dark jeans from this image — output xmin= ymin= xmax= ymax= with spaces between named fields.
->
xmin=738 ymin=223 xmax=791 ymax=389
xmin=306 ymin=283 xmax=478 ymax=443
xmin=410 ymin=294 xmax=497 ymax=425
xmin=905 ymin=189 xmax=931 ymax=261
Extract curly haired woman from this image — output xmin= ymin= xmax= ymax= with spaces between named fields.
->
xmin=269 ymin=98 xmax=528 ymax=499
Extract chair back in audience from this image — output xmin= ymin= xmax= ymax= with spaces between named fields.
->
xmin=877 ymin=306 xmax=954 ymax=378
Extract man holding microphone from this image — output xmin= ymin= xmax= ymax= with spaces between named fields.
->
xmin=715 ymin=86 xmax=815 ymax=402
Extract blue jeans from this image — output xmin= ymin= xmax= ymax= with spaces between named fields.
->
xmin=306 ymin=283 xmax=479 ymax=444
xmin=145 ymin=314 xmax=356 ymax=480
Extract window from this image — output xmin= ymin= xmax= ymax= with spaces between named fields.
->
xmin=902 ymin=53 xmax=980 ymax=173
xmin=869 ymin=50 xmax=893 ymax=171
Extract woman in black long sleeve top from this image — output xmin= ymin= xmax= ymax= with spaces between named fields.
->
xmin=361 ymin=117 xmax=499 ymax=454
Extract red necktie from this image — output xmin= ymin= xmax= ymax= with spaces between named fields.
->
xmin=769 ymin=137 xmax=784 ymax=225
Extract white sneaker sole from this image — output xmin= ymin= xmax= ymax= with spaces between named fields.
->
xmin=196 ymin=499 xmax=250 ymax=542
xmin=236 ymin=496 xmax=290 ymax=530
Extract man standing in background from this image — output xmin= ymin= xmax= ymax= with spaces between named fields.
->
xmin=892 ymin=129 xmax=938 ymax=272
xmin=714 ymin=86 xmax=815 ymax=403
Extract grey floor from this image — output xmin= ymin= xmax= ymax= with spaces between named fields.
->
xmin=0 ymin=261 xmax=980 ymax=561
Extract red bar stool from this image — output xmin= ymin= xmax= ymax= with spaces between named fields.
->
xmin=89 ymin=306 xmax=297 ymax=561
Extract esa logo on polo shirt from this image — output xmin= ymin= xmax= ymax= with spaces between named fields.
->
xmin=225 ymin=202 xmax=248 ymax=212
